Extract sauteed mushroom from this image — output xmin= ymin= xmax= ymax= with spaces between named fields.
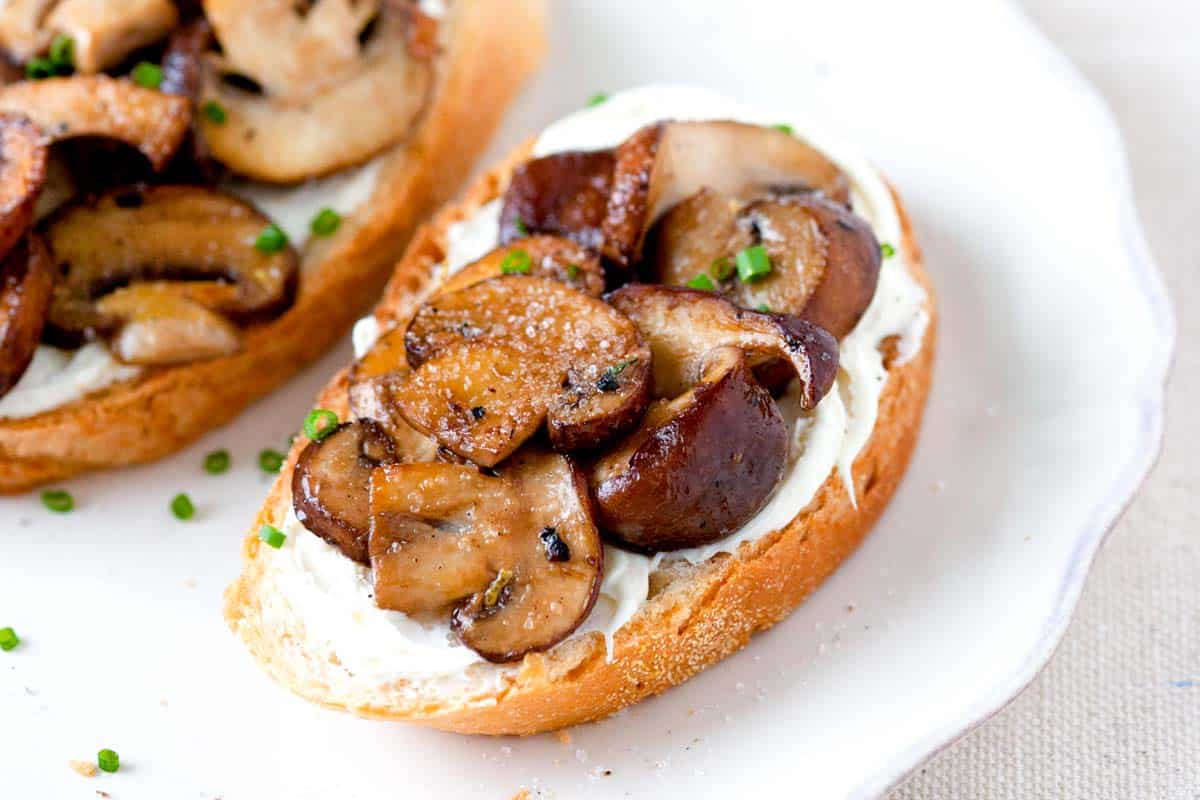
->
xmin=96 ymin=282 xmax=241 ymax=365
xmin=369 ymin=446 xmax=603 ymax=662
xmin=0 ymin=235 xmax=52 ymax=397
xmin=45 ymin=0 xmax=179 ymax=73
xmin=439 ymin=237 xmax=605 ymax=298
xmin=498 ymin=149 xmax=615 ymax=250
xmin=0 ymin=112 xmax=47 ymax=259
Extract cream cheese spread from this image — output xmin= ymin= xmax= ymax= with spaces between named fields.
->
xmin=266 ymin=85 xmax=930 ymax=683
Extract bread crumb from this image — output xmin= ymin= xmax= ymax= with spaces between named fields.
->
xmin=509 ymin=790 xmax=530 ymax=800
xmin=70 ymin=760 xmax=98 ymax=778
xmin=554 ymin=730 xmax=572 ymax=746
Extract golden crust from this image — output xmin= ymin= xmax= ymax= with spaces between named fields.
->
xmin=0 ymin=0 xmax=546 ymax=493
xmin=224 ymin=140 xmax=936 ymax=736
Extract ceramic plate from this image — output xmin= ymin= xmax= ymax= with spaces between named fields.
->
xmin=0 ymin=1 xmax=1172 ymax=798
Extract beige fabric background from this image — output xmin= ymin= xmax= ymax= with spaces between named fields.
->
xmin=891 ymin=2 xmax=1199 ymax=797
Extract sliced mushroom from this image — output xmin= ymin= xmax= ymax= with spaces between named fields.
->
xmin=347 ymin=324 xmax=452 ymax=464
xmin=0 ymin=0 xmax=58 ymax=62
xmin=439 ymin=237 xmax=605 ymax=298
xmin=292 ymin=420 xmax=398 ymax=565
xmin=0 ymin=112 xmax=47 ymax=259
xmin=498 ymin=149 xmax=615 ymax=250
xmin=199 ymin=0 xmax=433 ymax=182
xmin=591 ymin=346 xmax=787 ymax=552
xmin=606 ymin=284 xmax=838 ymax=409
xmin=650 ymin=191 xmax=881 ymax=339
xmin=0 ymin=75 xmax=191 ymax=171
xmin=96 ymin=282 xmax=241 ymax=365
xmin=45 ymin=0 xmax=179 ymax=74
xmin=602 ymin=120 xmax=851 ymax=267
xmin=403 ymin=276 xmax=651 ymax=463
xmin=44 ymin=185 xmax=298 ymax=341
xmin=369 ymin=446 xmax=603 ymax=662
xmin=160 ymin=18 xmax=223 ymax=183
xmin=0 ymin=234 xmax=52 ymax=397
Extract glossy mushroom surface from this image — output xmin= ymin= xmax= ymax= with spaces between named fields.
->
xmin=607 ymin=284 xmax=838 ymax=408
xmin=0 ymin=112 xmax=46 ymax=259
xmin=46 ymin=0 xmax=179 ymax=74
xmin=439 ymin=237 xmax=605 ymax=298
xmin=498 ymin=149 xmax=615 ymax=250
xmin=0 ymin=234 xmax=52 ymax=397
xmin=403 ymin=276 xmax=651 ymax=463
xmin=44 ymin=185 xmax=298 ymax=342
xmin=292 ymin=420 xmax=398 ymax=565
xmin=0 ymin=75 xmax=191 ymax=171
xmin=369 ymin=446 xmax=603 ymax=662
xmin=591 ymin=346 xmax=787 ymax=551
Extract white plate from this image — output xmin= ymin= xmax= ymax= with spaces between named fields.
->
xmin=0 ymin=1 xmax=1173 ymax=798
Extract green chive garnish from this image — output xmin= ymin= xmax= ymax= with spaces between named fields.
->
xmin=566 ymin=263 xmax=581 ymax=279
xmin=500 ymin=249 xmax=532 ymax=275
xmin=607 ymin=357 xmax=638 ymax=377
xmin=25 ymin=58 xmax=54 ymax=80
xmin=772 ymin=123 xmax=795 ymax=136
xmin=711 ymin=256 xmax=735 ymax=281
xmin=687 ymin=273 xmax=715 ymax=291
xmin=97 ymin=749 xmax=119 ymax=774
xmin=48 ymin=35 xmax=73 ymax=72
xmin=756 ymin=303 xmax=772 ymax=313
xmin=513 ymin=215 xmax=529 ymax=236
xmin=131 ymin=61 xmax=163 ymax=89
xmin=170 ymin=493 xmax=195 ymax=521
xmin=258 ymin=449 xmax=284 ymax=473
xmin=310 ymin=208 xmax=341 ymax=237
xmin=0 ymin=627 xmax=19 ymax=652
xmin=736 ymin=245 xmax=772 ymax=282
xmin=203 ymin=449 xmax=231 ymax=474
xmin=255 ymin=223 xmax=287 ymax=253
xmin=483 ymin=568 xmax=514 ymax=607
xmin=586 ymin=92 xmax=610 ymax=108
xmin=201 ymin=100 xmax=227 ymax=124
xmin=41 ymin=489 xmax=73 ymax=513
xmin=303 ymin=409 xmax=339 ymax=441
xmin=258 ymin=524 xmax=286 ymax=549
xmin=880 ymin=241 xmax=896 ymax=259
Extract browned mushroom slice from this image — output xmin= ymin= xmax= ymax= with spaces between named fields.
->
xmin=438 ymin=237 xmax=605 ymax=298
xmin=199 ymin=0 xmax=432 ymax=182
xmin=292 ymin=420 xmax=398 ymax=565
xmin=498 ymin=149 xmax=615 ymax=250
xmin=592 ymin=346 xmax=787 ymax=552
xmin=94 ymin=283 xmax=240 ymax=365
xmin=369 ymin=447 xmax=603 ymax=662
xmin=0 ymin=0 xmax=57 ymax=62
xmin=46 ymin=0 xmax=179 ymax=74
xmin=404 ymin=276 xmax=651 ymax=460
xmin=0 ymin=76 xmax=191 ymax=171
xmin=0 ymin=113 xmax=46 ymax=260
xmin=347 ymin=325 xmax=444 ymax=463
xmin=602 ymin=120 xmax=852 ymax=267
xmin=651 ymin=191 xmax=881 ymax=339
xmin=607 ymin=284 xmax=838 ymax=408
xmin=0 ymin=234 xmax=52 ymax=397
xmin=44 ymin=185 xmax=298 ymax=341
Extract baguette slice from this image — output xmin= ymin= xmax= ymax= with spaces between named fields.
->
xmin=225 ymin=138 xmax=936 ymax=736
xmin=0 ymin=0 xmax=546 ymax=493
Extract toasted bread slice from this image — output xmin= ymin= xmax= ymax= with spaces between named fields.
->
xmin=0 ymin=0 xmax=546 ymax=493
xmin=225 ymin=135 xmax=935 ymax=735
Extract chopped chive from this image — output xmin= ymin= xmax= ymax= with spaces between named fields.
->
xmin=258 ymin=524 xmax=286 ymax=549
xmin=565 ymin=263 xmax=581 ymax=279
xmin=258 ymin=449 xmax=284 ymax=473
xmin=586 ymin=92 xmax=610 ymax=108
xmin=25 ymin=58 xmax=54 ymax=80
xmin=756 ymin=303 xmax=772 ymax=313
xmin=201 ymin=100 xmax=227 ymax=125
xmin=131 ymin=61 xmax=163 ymax=89
xmin=48 ymin=35 xmax=73 ymax=72
xmin=772 ymin=123 xmax=795 ymax=136
xmin=880 ymin=241 xmax=896 ymax=259
xmin=170 ymin=493 xmax=195 ymax=521
xmin=41 ymin=489 xmax=73 ymax=513
xmin=513 ymin=215 xmax=529 ymax=236
xmin=303 ymin=409 xmax=339 ymax=441
xmin=254 ymin=223 xmax=287 ymax=253
xmin=596 ymin=357 xmax=638 ymax=392
xmin=483 ymin=568 xmax=514 ymax=607
xmin=711 ymin=256 xmax=735 ymax=281
xmin=97 ymin=749 xmax=119 ymax=774
xmin=203 ymin=449 xmax=231 ymax=474
xmin=736 ymin=245 xmax=772 ymax=282
xmin=0 ymin=627 xmax=19 ymax=652
xmin=310 ymin=208 xmax=341 ymax=237
xmin=500 ymin=249 xmax=532 ymax=275
xmin=687 ymin=273 xmax=715 ymax=291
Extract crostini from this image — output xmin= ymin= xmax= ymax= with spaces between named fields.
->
xmin=226 ymin=86 xmax=935 ymax=734
xmin=0 ymin=0 xmax=545 ymax=492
